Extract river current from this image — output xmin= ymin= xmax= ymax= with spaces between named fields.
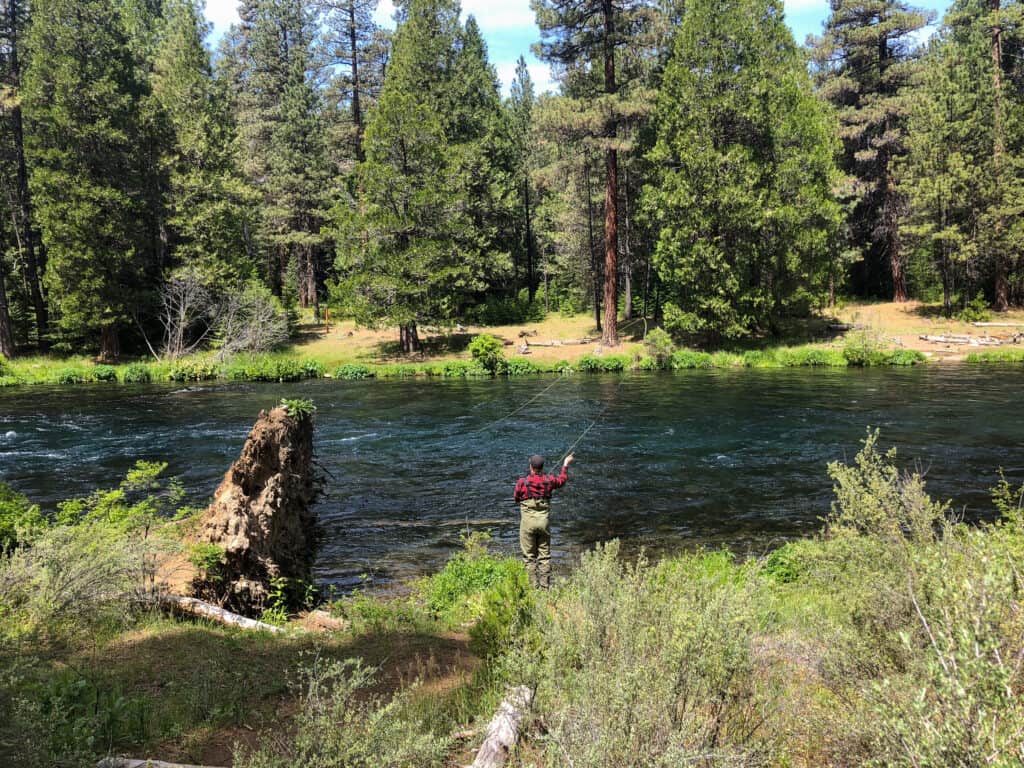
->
xmin=1 ymin=368 xmax=1020 ymax=588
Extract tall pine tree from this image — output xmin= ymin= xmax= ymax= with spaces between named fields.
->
xmin=22 ymin=0 xmax=150 ymax=360
xmin=331 ymin=0 xmax=505 ymax=351
xmin=644 ymin=0 xmax=841 ymax=340
xmin=532 ymin=0 xmax=658 ymax=345
xmin=810 ymin=0 xmax=931 ymax=302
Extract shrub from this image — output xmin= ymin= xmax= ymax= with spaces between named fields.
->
xmin=166 ymin=359 xmax=220 ymax=382
xmin=671 ymin=349 xmax=714 ymax=369
xmin=91 ymin=365 xmax=117 ymax=382
xmin=299 ymin=359 xmax=326 ymax=378
xmin=0 ymin=482 xmax=46 ymax=550
xmin=233 ymin=657 xmax=450 ymax=768
xmin=0 ymin=375 xmax=21 ymax=387
xmin=334 ymin=363 xmax=374 ymax=380
xmin=643 ymin=328 xmax=676 ymax=365
xmin=468 ymin=333 xmax=505 ymax=375
xmin=55 ymin=368 xmax=85 ymax=385
xmin=419 ymin=533 xmax=520 ymax=626
xmin=0 ymin=354 xmax=8 ymax=375
xmin=503 ymin=357 xmax=540 ymax=376
xmin=516 ymin=542 xmax=769 ymax=767
xmin=578 ymin=353 xmax=629 ymax=373
xmin=469 ymin=563 xmax=533 ymax=660
xmin=842 ymin=331 xmax=886 ymax=367
xmin=955 ymin=291 xmax=991 ymax=323
xmin=465 ymin=294 xmax=545 ymax=325
xmin=120 ymin=363 xmax=151 ymax=384
xmin=883 ymin=349 xmax=926 ymax=366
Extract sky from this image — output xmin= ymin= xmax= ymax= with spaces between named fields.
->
xmin=202 ymin=0 xmax=951 ymax=95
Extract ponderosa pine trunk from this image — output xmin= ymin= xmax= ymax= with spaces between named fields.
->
xmin=99 ymin=322 xmax=120 ymax=363
xmin=601 ymin=0 xmax=619 ymax=345
xmin=990 ymin=0 xmax=1009 ymax=311
xmin=0 ymin=259 xmax=14 ymax=358
xmin=348 ymin=0 xmax=365 ymax=163
xmin=585 ymin=163 xmax=601 ymax=332
xmin=399 ymin=322 xmax=420 ymax=354
xmin=622 ymin=172 xmax=633 ymax=321
xmin=524 ymin=177 xmax=535 ymax=303
xmin=7 ymin=0 xmax=48 ymax=347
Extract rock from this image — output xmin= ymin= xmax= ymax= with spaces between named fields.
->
xmin=192 ymin=406 xmax=320 ymax=614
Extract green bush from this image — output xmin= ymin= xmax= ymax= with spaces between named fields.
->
xmin=121 ymin=363 xmax=151 ymax=384
xmin=465 ymin=294 xmax=546 ymax=325
xmin=883 ymin=349 xmax=926 ymax=366
xmin=469 ymin=563 xmax=533 ymax=660
xmin=671 ymin=349 xmax=714 ymax=369
xmin=643 ymin=328 xmax=675 ymax=365
xmin=0 ymin=374 xmax=21 ymax=387
xmin=516 ymin=542 xmax=767 ymax=767
xmin=635 ymin=355 xmax=662 ymax=371
xmin=299 ymin=359 xmax=326 ymax=378
xmin=578 ymin=353 xmax=630 ymax=372
xmin=55 ymin=368 xmax=86 ymax=385
xmin=842 ymin=331 xmax=886 ymax=367
xmin=166 ymin=359 xmax=220 ymax=382
xmin=0 ymin=354 xmax=8 ymax=375
xmin=0 ymin=482 xmax=46 ymax=550
xmin=503 ymin=357 xmax=541 ymax=376
xmin=91 ymin=365 xmax=117 ymax=382
xmin=468 ymin=333 xmax=506 ymax=375
xmin=955 ymin=291 xmax=991 ymax=323
xmin=419 ymin=533 xmax=521 ymax=627
xmin=334 ymin=363 xmax=374 ymax=380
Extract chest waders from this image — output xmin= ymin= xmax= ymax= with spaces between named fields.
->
xmin=519 ymin=497 xmax=551 ymax=589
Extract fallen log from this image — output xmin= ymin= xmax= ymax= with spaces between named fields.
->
xmin=97 ymin=759 xmax=224 ymax=768
xmin=919 ymin=334 xmax=975 ymax=345
xmin=972 ymin=322 xmax=1024 ymax=327
xmin=470 ymin=685 xmax=533 ymax=768
xmin=156 ymin=594 xmax=284 ymax=633
xmin=524 ymin=337 xmax=593 ymax=347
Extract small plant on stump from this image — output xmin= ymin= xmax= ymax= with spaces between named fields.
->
xmin=280 ymin=398 xmax=316 ymax=419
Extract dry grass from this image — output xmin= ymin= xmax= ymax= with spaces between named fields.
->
xmin=290 ymin=314 xmax=647 ymax=367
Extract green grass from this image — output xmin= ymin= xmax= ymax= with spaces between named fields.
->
xmin=965 ymin=348 xmax=1024 ymax=363
xmin=0 ymin=341 xmax=937 ymax=390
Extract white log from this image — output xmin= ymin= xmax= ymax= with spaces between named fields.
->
xmin=156 ymin=594 xmax=284 ymax=633
xmin=97 ymin=759 xmax=223 ymax=768
xmin=470 ymin=685 xmax=533 ymax=768
xmin=972 ymin=322 xmax=1024 ymax=327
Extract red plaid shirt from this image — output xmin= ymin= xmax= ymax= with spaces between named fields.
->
xmin=514 ymin=465 xmax=569 ymax=502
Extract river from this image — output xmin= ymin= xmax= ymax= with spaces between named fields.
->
xmin=1 ymin=367 xmax=1021 ymax=588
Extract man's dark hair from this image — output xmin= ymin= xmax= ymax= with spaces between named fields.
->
xmin=529 ymin=454 xmax=545 ymax=471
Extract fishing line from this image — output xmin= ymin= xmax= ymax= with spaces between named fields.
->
xmin=558 ymin=376 xmax=628 ymax=462
xmin=469 ymin=375 xmax=566 ymax=435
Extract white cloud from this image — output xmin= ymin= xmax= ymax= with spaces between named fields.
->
xmin=204 ymin=0 xmax=240 ymax=32
xmin=461 ymin=0 xmax=536 ymax=30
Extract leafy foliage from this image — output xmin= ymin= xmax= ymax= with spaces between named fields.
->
xmin=467 ymin=333 xmax=505 ymax=375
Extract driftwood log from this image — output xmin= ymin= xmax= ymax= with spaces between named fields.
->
xmin=470 ymin=685 xmax=533 ymax=768
xmin=97 ymin=759 xmax=223 ymax=768
xmin=156 ymin=594 xmax=283 ymax=633
xmin=972 ymin=322 xmax=1024 ymax=327
xmin=523 ymin=337 xmax=593 ymax=348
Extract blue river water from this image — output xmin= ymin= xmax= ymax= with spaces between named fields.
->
xmin=0 ymin=367 xmax=1021 ymax=589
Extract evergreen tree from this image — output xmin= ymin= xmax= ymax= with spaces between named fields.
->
xmin=152 ymin=0 xmax=258 ymax=281
xmin=810 ymin=0 xmax=932 ymax=302
xmin=0 ymin=0 xmax=48 ymax=347
xmin=332 ymin=0 xmax=503 ymax=351
xmin=318 ymin=0 xmax=383 ymax=165
xmin=532 ymin=0 xmax=658 ymax=345
xmin=509 ymin=55 xmax=538 ymax=300
xmin=22 ymin=0 xmax=150 ymax=361
xmin=644 ymin=0 xmax=841 ymax=340
xmin=220 ymin=0 xmax=329 ymax=311
xmin=901 ymin=1 xmax=1024 ymax=310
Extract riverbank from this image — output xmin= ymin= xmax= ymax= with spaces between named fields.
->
xmin=3 ymin=301 xmax=1023 ymax=389
xmin=2 ymin=433 xmax=1022 ymax=767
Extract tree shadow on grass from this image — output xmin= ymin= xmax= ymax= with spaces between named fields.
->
xmin=50 ymin=618 xmax=478 ymax=766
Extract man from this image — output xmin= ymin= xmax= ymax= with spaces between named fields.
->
xmin=513 ymin=452 xmax=574 ymax=589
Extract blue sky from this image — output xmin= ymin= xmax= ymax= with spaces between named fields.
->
xmin=203 ymin=0 xmax=952 ymax=94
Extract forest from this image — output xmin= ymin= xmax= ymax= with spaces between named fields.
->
xmin=0 ymin=0 xmax=1022 ymax=363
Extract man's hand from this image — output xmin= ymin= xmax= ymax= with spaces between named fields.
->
xmin=564 ymin=453 xmax=575 ymax=467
